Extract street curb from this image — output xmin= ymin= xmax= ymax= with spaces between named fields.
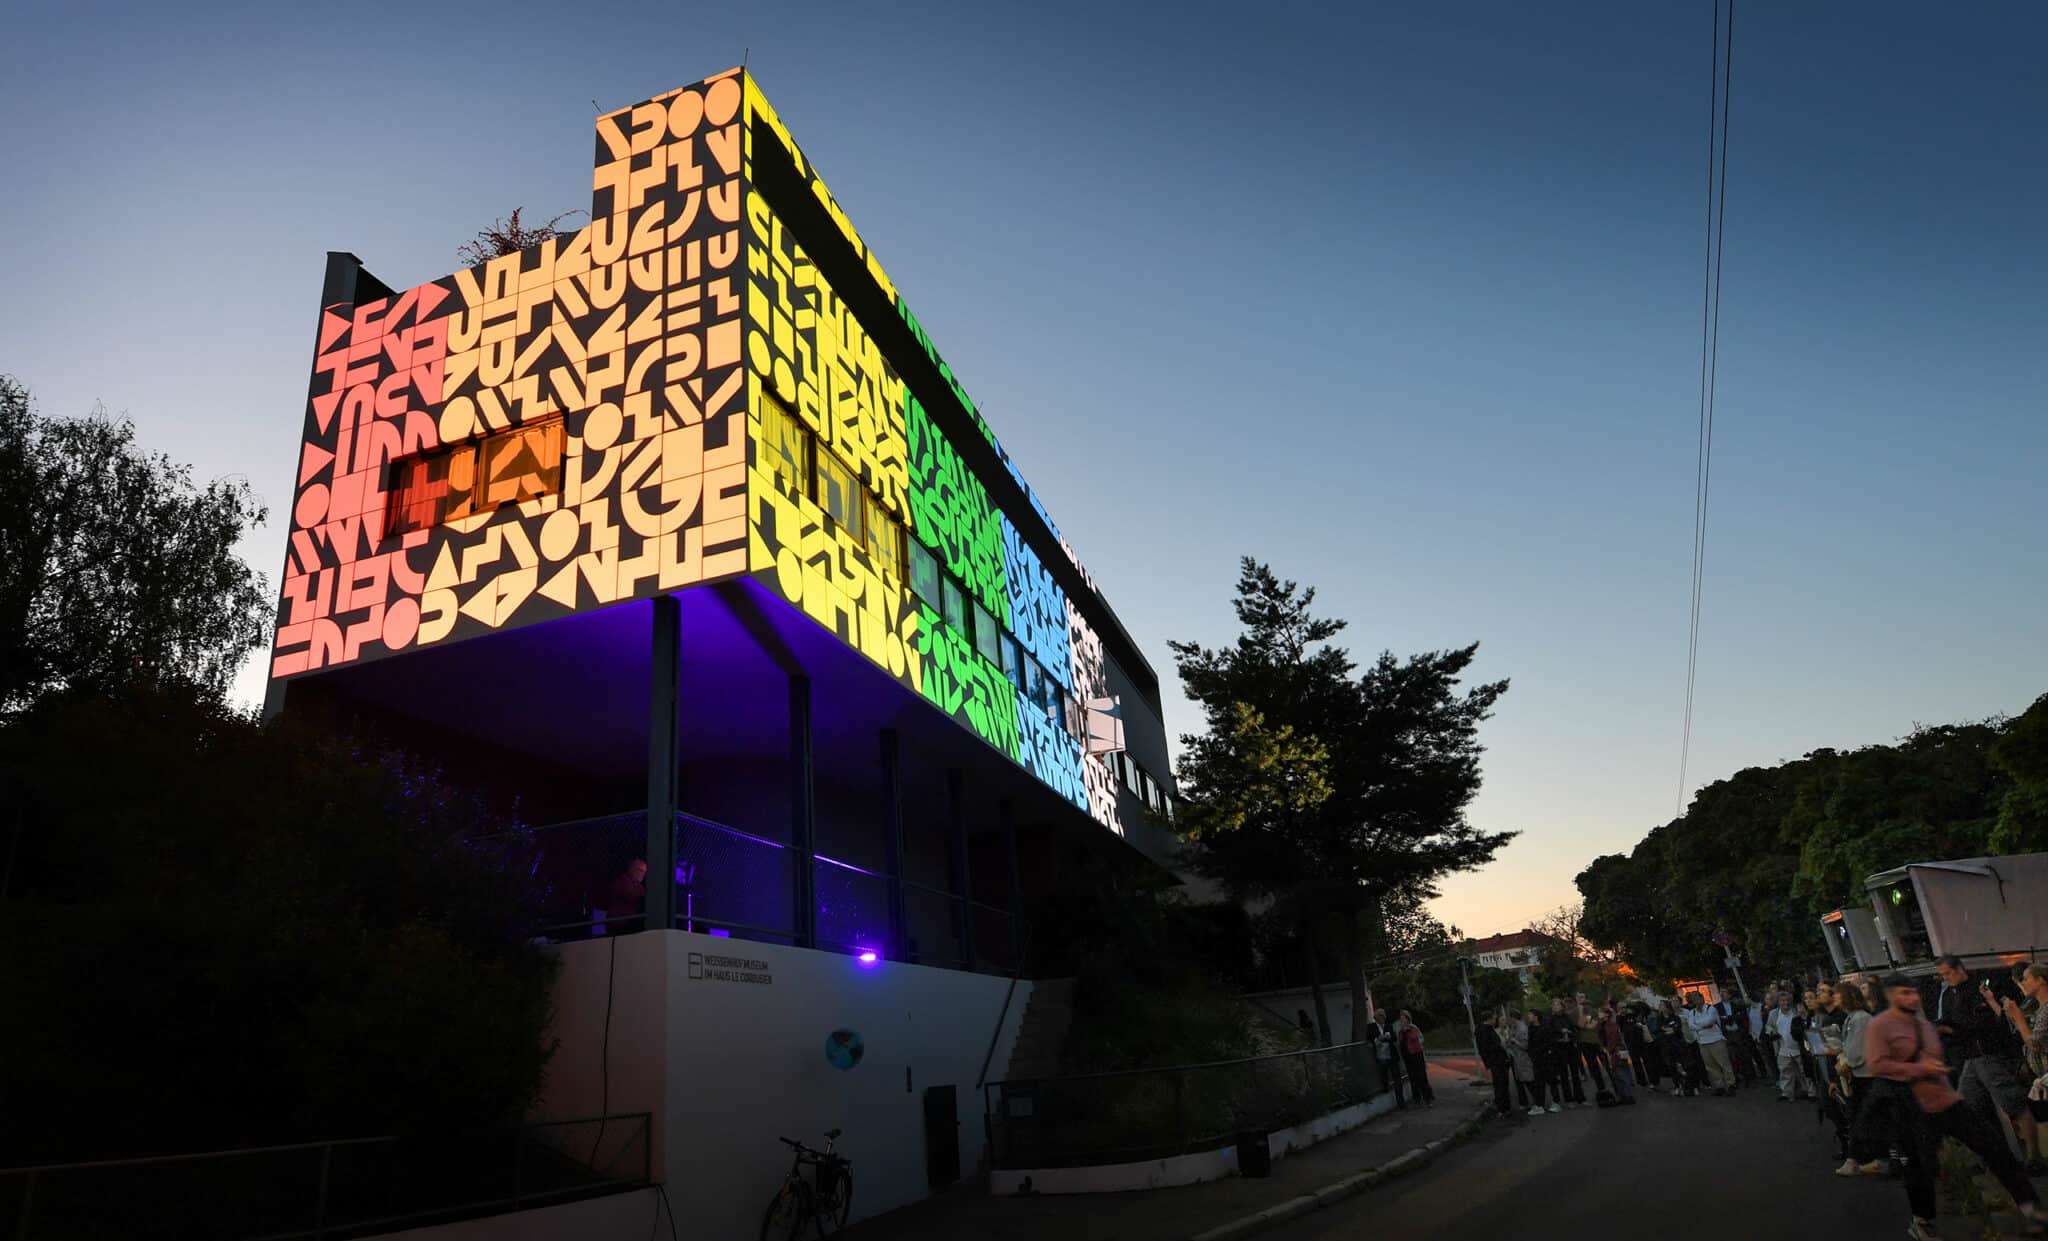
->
xmin=1186 ymin=1101 xmax=1494 ymax=1241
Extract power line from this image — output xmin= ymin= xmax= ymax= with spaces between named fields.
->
xmin=1679 ymin=0 xmax=1736 ymax=818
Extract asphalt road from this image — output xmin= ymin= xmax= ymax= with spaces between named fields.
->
xmin=1297 ymin=1076 xmax=2040 ymax=1241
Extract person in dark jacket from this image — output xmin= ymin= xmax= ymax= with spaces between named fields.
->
xmin=1477 ymin=1011 xmax=1516 ymax=1118
xmin=1546 ymin=998 xmax=1587 ymax=1106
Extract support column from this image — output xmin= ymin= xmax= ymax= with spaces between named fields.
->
xmin=946 ymin=767 xmax=973 ymax=967
xmin=645 ymin=594 xmax=681 ymax=932
xmin=999 ymin=797 xmax=1021 ymax=965
xmin=880 ymin=730 xmax=907 ymax=960
xmin=790 ymin=675 xmax=816 ymax=949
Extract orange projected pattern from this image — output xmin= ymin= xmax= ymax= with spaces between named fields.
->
xmin=272 ymin=72 xmax=750 ymax=679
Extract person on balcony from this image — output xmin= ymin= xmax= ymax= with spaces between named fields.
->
xmin=606 ymin=858 xmax=648 ymax=933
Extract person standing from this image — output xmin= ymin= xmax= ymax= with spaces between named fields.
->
xmin=1528 ymin=1008 xmax=1565 ymax=1112
xmin=1685 ymin=993 xmax=1735 ymax=1096
xmin=1503 ymin=1008 xmax=1543 ymax=1116
xmin=1654 ymin=1000 xmax=1688 ymax=1095
xmin=1866 ymin=973 xmax=2043 ymax=1240
xmin=1768 ymin=991 xmax=1810 ymax=1101
xmin=1370 ymin=1009 xmax=1405 ymax=1107
xmin=1398 ymin=1010 xmax=1435 ymax=1106
xmin=1545 ymin=998 xmax=1586 ymax=1106
xmin=1833 ymin=979 xmax=1887 ymax=1177
xmin=1477 ymin=1010 xmax=1515 ymax=1119
xmin=1997 ymin=963 xmax=2048 ymax=1173
xmin=1598 ymin=1005 xmax=1638 ymax=1105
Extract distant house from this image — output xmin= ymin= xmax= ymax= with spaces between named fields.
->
xmin=1468 ymin=931 xmax=1557 ymax=986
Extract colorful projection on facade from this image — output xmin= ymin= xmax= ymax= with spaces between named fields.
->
xmin=272 ymin=69 xmax=1124 ymax=836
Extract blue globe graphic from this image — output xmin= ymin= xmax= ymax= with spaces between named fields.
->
xmin=825 ymin=1028 xmax=865 ymax=1070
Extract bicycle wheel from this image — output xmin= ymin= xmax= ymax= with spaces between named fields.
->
xmin=814 ymin=1164 xmax=852 ymax=1237
xmin=760 ymin=1179 xmax=810 ymax=1241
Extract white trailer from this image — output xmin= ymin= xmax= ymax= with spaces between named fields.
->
xmin=1819 ymin=906 xmax=1887 ymax=975
xmin=1855 ymin=852 xmax=2048 ymax=977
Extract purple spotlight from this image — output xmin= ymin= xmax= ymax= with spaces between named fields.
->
xmin=856 ymin=949 xmax=880 ymax=968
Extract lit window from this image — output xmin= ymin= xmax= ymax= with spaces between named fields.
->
xmin=909 ymin=541 xmax=940 ymax=608
xmin=1124 ymin=755 xmax=1143 ymax=796
xmin=942 ymin=578 xmax=966 ymax=634
xmin=864 ymin=496 xmax=903 ymax=583
xmin=759 ymin=394 xmax=807 ymax=498
xmin=479 ymin=419 xmax=564 ymax=510
xmin=387 ymin=417 xmax=562 ymax=539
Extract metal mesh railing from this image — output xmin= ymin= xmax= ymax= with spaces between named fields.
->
xmin=987 ymin=1041 xmax=1384 ymax=1169
xmin=519 ymin=811 xmax=1018 ymax=972
xmin=0 ymin=1113 xmax=651 ymax=1241
xmin=677 ymin=814 xmax=797 ymax=943
xmin=812 ymin=854 xmax=891 ymax=954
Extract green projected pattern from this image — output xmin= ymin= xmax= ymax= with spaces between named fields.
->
xmin=913 ymin=604 xmax=1020 ymax=761
xmin=904 ymin=390 xmax=1007 ymax=625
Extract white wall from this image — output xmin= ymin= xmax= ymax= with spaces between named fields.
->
xmin=538 ymin=930 xmax=1032 ymax=1241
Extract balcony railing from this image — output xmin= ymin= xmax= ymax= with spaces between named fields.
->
xmin=515 ymin=812 xmax=1019 ymax=974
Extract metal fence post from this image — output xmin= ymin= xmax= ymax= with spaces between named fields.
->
xmin=313 ymin=1144 xmax=333 ymax=1239
xmin=1172 ymin=1071 xmax=1187 ymax=1155
xmin=16 ymin=1169 xmax=36 ymax=1241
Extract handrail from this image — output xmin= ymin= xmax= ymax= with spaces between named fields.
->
xmin=975 ymin=923 xmax=1034 ymax=1089
xmin=989 ymin=1038 xmax=1377 ymax=1089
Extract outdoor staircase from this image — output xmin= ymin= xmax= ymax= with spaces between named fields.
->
xmin=1002 ymin=976 xmax=1076 ymax=1082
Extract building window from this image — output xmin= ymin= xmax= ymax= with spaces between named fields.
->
xmin=941 ymin=578 xmax=966 ymax=634
xmin=387 ymin=417 xmax=563 ymax=539
xmin=759 ymin=393 xmax=807 ymax=498
xmin=1024 ymin=657 xmax=1043 ymax=706
xmin=864 ymin=497 xmax=903 ymax=583
xmin=972 ymin=603 xmax=1002 ymax=666
xmin=1124 ymin=754 xmax=1143 ymax=796
xmin=816 ymin=448 xmax=862 ymax=540
xmin=908 ymin=540 xmax=939 ymax=608
xmin=1000 ymin=636 xmax=1023 ymax=691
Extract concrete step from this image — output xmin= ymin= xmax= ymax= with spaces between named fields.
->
xmin=1003 ymin=977 xmax=1077 ymax=1082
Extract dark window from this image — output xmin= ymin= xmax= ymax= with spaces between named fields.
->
xmin=972 ymin=604 xmax=1002 ymax=665
xmin=1000 ymin=636 xmax=1024 ymax=691
xmin=909 ymin=540 xmax=940 ymax=608
xmin=1024 ymin=657 xmax=1043 ymax=706
xmin=816 ymin=448 xmax=862 ymax=540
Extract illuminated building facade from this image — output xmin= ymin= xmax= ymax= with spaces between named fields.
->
xmin=264 ymin=68 xmax=1180 ymax=966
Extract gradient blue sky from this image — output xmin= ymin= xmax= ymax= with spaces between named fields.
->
xmin=4 ymin=2 xmax=2043 ymax=938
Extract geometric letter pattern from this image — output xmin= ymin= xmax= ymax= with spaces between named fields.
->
xmin=271 ymin=71 xmax=750 ymax=680
xmin=273 ymin=67 xmax=1125 ymax=825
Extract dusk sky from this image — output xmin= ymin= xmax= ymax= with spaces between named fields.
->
xmin=4 ymin=1 xmax=2042 ymax=940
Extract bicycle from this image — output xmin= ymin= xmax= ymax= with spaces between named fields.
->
xmin=759 ymin=1128 xmax=853 ymax=1240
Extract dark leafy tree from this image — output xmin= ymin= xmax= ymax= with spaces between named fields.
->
xmin=1990 ymin=694 xmax=2048 ymax=853
xmin=1172 ymin=559 xmax=1516 ymax=1043
xmin=0 ymin=376 xmax=270 ymax=713
xmin=0 ymin=687 xmax=559 ymax=1163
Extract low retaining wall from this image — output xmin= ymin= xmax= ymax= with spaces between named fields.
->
xmin=987 ymin=1093 xmax=1397 ymax=1195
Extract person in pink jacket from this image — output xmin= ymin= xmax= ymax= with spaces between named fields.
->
xmin=1865 ymin=973 xmax=2042 ymax=1240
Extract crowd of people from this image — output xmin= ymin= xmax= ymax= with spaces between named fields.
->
xmin=1456 ymin=959 xmax=2048 ymax=1238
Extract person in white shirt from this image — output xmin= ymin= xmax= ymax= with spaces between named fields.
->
xmin=1767 ymin=991 xmax=1810 ymax=1101
xmin=1685 ymin=993 xmax=1736 ymax=1096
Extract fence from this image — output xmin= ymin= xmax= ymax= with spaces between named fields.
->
xmin=986 ymin=1041 xmax=1384 ymax=1169
xmin=0 ymin=1113 xmax=651 ymax=1241
xmin=521 ymin=812 xmax=1019 ymax=973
